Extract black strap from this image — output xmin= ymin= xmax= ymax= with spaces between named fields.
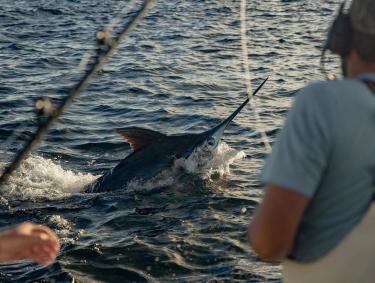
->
xmin=367 ymin=80 xmax=375 ymax=202
xmin=362 ymin=79 xmax=375 ymax=95
xmin=361 ymin=80 xmax=375 ymax=202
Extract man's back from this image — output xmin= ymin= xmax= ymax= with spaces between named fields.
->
xmin=262 ymin=74 xmax=375 ymax=261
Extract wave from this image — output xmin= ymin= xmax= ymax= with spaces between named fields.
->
xmin=0 ymin=141 xmax=245 ymax=200
xmin=0 ymin=155 xmax=97 ymax=201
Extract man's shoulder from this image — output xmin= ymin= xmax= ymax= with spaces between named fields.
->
xmin=297 ymin=79 xmax=364 ymax=105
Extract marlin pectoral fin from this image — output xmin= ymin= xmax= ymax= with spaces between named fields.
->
xmin=117 ymin=127 xmax=167 ymax=151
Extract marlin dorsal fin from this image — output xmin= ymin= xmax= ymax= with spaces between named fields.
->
xmin=117 ymin=127 xmax=166 ymax=151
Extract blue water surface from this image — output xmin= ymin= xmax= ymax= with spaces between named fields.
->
xmin=0 ymin=0 xmax=340 ymax=282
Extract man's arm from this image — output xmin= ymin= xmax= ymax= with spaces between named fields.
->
xmin=248 ymin=183 xmax=310 ymax=262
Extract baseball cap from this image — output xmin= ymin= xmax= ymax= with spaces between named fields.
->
xmin=350 ymin=0 xmax=375 ymax=35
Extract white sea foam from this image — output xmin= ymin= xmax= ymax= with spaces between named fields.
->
xmin=0 ymin=155 xmax=97 ymax=200
xmin=182 ymin=142 xmax=246 ymax=178
xmin=0 ymin=142 xmax=244 ymax=198
xmin=125 ymin=141 xmax=246 ymax=192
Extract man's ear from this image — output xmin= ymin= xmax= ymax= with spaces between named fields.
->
xmin=344 ymin=48 xmax=362 ymax=78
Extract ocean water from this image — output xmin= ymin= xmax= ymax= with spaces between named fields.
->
xmin=0 ymin=0 xmax=341 ymax=282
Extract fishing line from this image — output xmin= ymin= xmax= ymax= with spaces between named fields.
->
xmin=239 ymin=0 xmax=272 ymax=153
xmin=0 ymin=0 xmax=157 ymax=186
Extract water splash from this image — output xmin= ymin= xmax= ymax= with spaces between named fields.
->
xmin=126 ymin=142 xmax=245 ymax=192
xmin=180 ymin=142 xmax=246 ymax=178
xmin=0 ymin=155 xmax=97 ymax=200
xmin=0 ymin=141 xmax=244 ymax=199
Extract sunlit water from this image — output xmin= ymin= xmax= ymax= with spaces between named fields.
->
xmin=0 ymin=0 xmax=341 ymax=282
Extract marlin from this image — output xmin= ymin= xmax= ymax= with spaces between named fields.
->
xmin=85 ymin=77 xmax=268 ymax=193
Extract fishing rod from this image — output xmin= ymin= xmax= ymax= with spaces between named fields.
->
xmin=0 ymin=0 xmax=156 ymax=186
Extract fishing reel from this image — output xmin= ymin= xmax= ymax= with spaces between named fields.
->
xmin=34 ymin=97 xmax=54 ymax=117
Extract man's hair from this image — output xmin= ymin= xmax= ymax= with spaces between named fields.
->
xmin=353 ymin=30 xmax=375 ymax=63
xmin=350 ymin=0 xmax=375 ymax=63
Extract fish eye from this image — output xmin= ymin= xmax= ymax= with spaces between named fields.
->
xmin=207 ymin=138 xmax=215 ymax=146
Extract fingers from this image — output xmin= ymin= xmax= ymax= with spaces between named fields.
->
xmin=31 ymin=226 xmax=60 ymax=253
xmin=31 ymin=227 xmax=60 ymax=265
xmin=32 ymin=225 xmax=59 ymax=241
xmin=28 ymin=243 xmax=58 ymax=266
xmin=13 ymin=222 xmax=34 ymax=235
xmin=10 ymin=223 xmax=60 ymax=266
xmin=30 ymin=249 xmax=54 ymax=266
xmin=16 ymin=223 xmax=60 ymax=251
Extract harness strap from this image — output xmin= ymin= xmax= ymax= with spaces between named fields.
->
xmin=365 ymin=79 xmax=375 ymax=202
xmin=363 ymin=79 xmax=375 ymax=95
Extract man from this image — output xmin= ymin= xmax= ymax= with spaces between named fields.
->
xmin=248 ymin=0 xmax=375 ymax=282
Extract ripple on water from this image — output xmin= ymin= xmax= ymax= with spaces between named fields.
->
xmin=0 ymin=0 xmax=338 ymax=281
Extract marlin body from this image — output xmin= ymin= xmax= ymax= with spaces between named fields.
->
xmin=85 ymin=78 xmax=268 ymax=193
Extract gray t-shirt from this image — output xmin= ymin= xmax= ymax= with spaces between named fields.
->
xmin=262 ymin=73 xmax=375 ymax=262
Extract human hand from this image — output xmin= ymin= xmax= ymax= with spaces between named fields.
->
xmin=0 ymin=222 xmax=60 ymax=266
